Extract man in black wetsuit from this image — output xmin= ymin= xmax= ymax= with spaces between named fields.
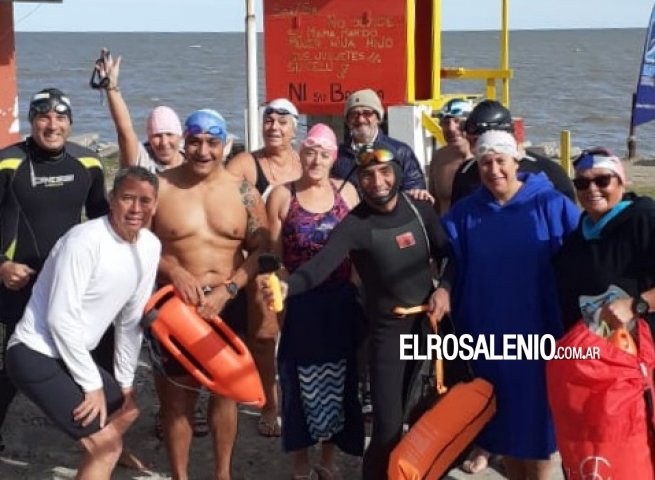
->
xmin=0 ymin=88 xmax=108 ymax=448
xmin=264 ymin=141 xmax=454 ymax=480
xmin=450 ymin=100 xmax=575 ymax=206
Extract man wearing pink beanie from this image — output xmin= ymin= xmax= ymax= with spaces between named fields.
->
xmin=94 ymin=49 xmax=184 ymax=173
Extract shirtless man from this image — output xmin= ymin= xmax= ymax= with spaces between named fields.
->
xmin=427 ymin=98 xmax=474 ymax=215
xmin=151 ymin=109 xmax=269 ymax=480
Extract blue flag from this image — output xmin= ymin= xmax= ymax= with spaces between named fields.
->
xmin=633 ymin=4 xmax=655 ymax=128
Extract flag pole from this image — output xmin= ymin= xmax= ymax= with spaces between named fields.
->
xmin=245 ymin=0 xmax=259 ymax=150
xmin=628 ymin=92 xmax=637 ymax=160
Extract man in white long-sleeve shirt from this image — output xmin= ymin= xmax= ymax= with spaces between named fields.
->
xmin=5 ymin=166 xmax=161 ymax=480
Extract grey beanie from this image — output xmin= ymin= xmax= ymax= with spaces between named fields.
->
xmin=344 ymin=89 xmax=384 ymax=120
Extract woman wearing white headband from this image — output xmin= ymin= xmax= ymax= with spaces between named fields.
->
xmin=443 ymin=130 xmax=580 ymax=479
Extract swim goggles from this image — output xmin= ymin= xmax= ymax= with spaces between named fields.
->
xmin=356 ymin=146 xmax=395 ymax=167
xmin=438 ymin=99 xmax=473 ymax=119
xmin=28 ymin=92 xmax=72 ymax=122
xmin=184 ymin=123 xmax=227 ymax=141
xmin=264 ymin=106 xmax=297 ymax=117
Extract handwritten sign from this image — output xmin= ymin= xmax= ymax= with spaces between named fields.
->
xmin=264 ymin=0 xmax=407 ymax=115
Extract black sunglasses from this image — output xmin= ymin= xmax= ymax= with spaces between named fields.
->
xmin=572 ymin=174 xmax=617 ymax=191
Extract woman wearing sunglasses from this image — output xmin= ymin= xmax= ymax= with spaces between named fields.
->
xmin=554 ymin=148 xmax=655 ymax=336
xmin=227 ymin=98 xmax=303 ymax=438
xmin=443 ymin=130 xmax=580 ymax=479
xmin=266 ymin=124 xmax=362 ymax=479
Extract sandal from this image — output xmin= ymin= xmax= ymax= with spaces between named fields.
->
xmin=257 ymin=414 xmax=281 ymax=437
xmin=461 ymin=447 xmax=491 ymax=474
xmin=314 ymin=464 xmax=342 ymax=480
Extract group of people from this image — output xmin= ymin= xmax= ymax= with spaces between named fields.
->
xmin=0 ymin=45 xmax=654 ymax=480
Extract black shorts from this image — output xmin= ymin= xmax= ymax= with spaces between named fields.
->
xmin=6 ymin=343 xmax=123 ymax=440
xmin=147 ymin=289 xmax=247 ymax=378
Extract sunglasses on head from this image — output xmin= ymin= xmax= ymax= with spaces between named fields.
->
xmin=184 ymin=124 xmax=226 ymax=140
xmin=356 ymin=147 xmax=394 ymax=167
xmin=264 ymin=106 xmax=296 ymax=117
xmin=572 ymin=174 xmax=617 ymax=191
xmin=347 ymin=109 xmax=376 ymax=121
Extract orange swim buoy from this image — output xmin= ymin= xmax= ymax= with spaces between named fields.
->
xmin=142 ymin=285 xmax=265 ymax=407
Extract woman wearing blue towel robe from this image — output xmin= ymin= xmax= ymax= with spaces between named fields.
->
xmin=443 ymin=130 xmax=580 ymax=479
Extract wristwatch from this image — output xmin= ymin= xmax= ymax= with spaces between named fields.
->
xmin=224 ymin=280 xmax=239 ymax=299
xmin=632 ymin=295 xmax=649 ymax=317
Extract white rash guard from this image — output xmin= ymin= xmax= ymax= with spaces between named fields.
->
xmin=9 ymin=216 xmax=161 ymax=392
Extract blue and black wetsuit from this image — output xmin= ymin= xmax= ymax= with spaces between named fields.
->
xmin=287 ymin=194 xmax=453 ymax=480
xmin=0 ymin=138 xmax=108 ymax=430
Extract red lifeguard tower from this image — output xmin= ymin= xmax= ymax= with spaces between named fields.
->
xmin=262 ymin=0 xmax=514 ymax=167
xmin=0 ymin=0 xmax=62 ymax=148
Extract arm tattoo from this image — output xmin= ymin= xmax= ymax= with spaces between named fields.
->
xmin=239 ymin=180 xmax=265 ymax=235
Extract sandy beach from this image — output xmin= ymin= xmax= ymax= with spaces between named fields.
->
xmin=0 ymin=353 xmax=559 ymax=479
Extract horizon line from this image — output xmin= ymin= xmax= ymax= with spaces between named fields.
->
xmin=14 ymin=26 xmax=646 ymax=34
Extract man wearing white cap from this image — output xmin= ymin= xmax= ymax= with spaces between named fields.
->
xmin=428 ymin=98 xmax=475 ymax=215
xmin=332 ymin=88 xmax=426 ymax=193
xmin=95 ymin=48 xmax=185 ymax=173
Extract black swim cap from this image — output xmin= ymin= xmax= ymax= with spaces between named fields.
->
xmin=28 ymin=88 xmax=73 ymax=124
xmin=463 ymin=100 xmax=512 ymax=136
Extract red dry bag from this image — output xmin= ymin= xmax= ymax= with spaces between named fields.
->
xmin=546 ymin=319 xmax=655 ymax=480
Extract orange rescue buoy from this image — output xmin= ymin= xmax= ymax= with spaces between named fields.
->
xmin=142 ymin=285 xmax=265 ymax=406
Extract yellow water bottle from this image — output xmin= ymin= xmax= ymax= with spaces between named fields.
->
xmin=267 ymin=273 xmax=283 ymax=313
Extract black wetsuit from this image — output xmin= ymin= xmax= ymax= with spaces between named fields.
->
xmin=287 ymin=194 xmax=453 ymax=480
xmin=451 ymin=150 xmax=576 ymax=207
xmin=0 ymin=138 xmax=108 ymax=430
